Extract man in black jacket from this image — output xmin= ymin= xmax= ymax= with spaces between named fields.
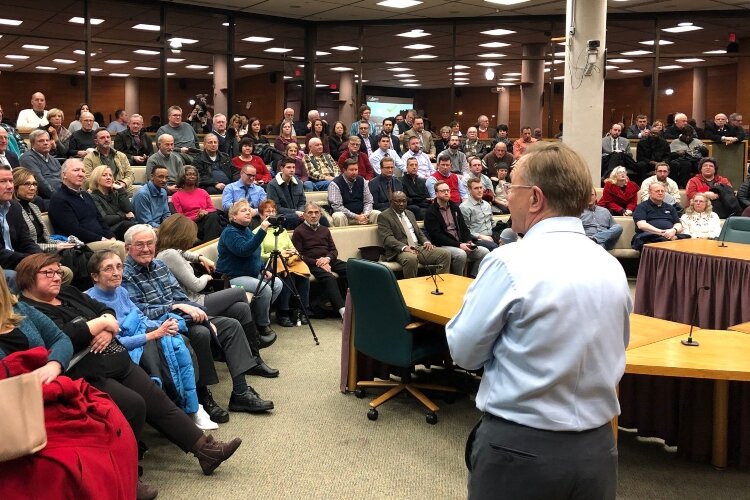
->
xmin=266 ymin=157 xmax=307 ymax=229
xmin=370 ymin=117 xmax=402 ymax=156
xmin=635 ymin=123 xmax=669 ymax=183
xmin=368 ymin=157 xmax=403 ymax=211
xmin=424 ymin=180 xmax=489 ymax=277
xmin=401 ymin=157 xmax=431 ymax=220
xmin=192 ymin=133 xmax=235 ymax=194
xmin=703 ymin=113 xmax=745 ymax=145
xmin=114 ymin=114 xmax=154 ymax=166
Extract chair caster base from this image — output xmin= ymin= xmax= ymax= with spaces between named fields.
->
xmin=354 ymin=388 xmax=366 ymax=399
xmin=426 ymin=412 xmax=438 ymax=425
xmin=367 ymin=408 xmax=378 ymax=421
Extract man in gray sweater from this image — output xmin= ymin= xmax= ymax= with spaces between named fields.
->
xmin=156 ymin=105 xmax=200 ymax=164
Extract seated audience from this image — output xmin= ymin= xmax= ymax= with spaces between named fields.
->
xmin=274 ymin=121 xmax=298 ymax=154
xmin=328 ymin=120 xmax=348 ymax=161
xmin=255 ymin=200 xmax=311 ymax=327
xmin=627 ymin=114 xmax=649 ymax=139
xmin=401 ymin=157 xmax=431 ymax=220
xmin=685 ymin=157 xmax=739 ymax=219
xmin=221 ymin=164 xmax=267 ymax=211
xmin=492 ymin=163 xmax=511 ymax=214
xmin=132 ymin=166 xmax=171 ymax=228
xmin=634 ymin=121 xmax=669 ymax=179
xmin=349 ymin=105 xmax=378 ymax=138
xmin=210 ymin=113 xmax=239 ymax=157
xmin=0 ymin=128 xmax=20 ymax=168
xmin=304 ymin=119 xmax=330 ymax=154
xmin=638 ymin=162 xmax=682 ymax=214
xmin=279 ymin=142 xmax=306 ymax=186
xmin=215 ymin=200 xmax=283 ymax=336
xmin=401 ymin=135 xmax=434 ymax=179
xmin=291 ymin=202 xmax=348 ymax=318
xmin=439 ymin=135 xmax=469 ymax=175
xmin=483 ymin=142 xmax=514 ymax=182
xmin=461 ymin=156 xmax=495 ymax=202
xmin=354 ymin=121 xmax=375 ymax=156
xmin=17 ymin=253 xmax=242 ymax=478
xmin=68 ymin=103 xmax=99 ymax=134
xmin=328 ymin=159 xmax=380 ymax=226
xmin=122 ymin=224 xmax=274 ymax=418
xmin=703 ymin=113 xmax=745 ymax=145
xmin=246 ymin=117 xmax=269 ymax=146
xmin=402 ymin=116 xmax=436 ymax=160
xmin=460 ymin=178 xmax=499 ymax=251
xmin=20 ymin=130 xmax=62 ymax=209
xmin=424 ymin=180 xmax=489 ymax=277
xmin=337 ymin=136 xmax=375 ymax=181
xmin=146 ymin=134 xmax=184 ymax=193
xmin=48 ymin=160 xmax=125 ymax=258
xmin=493 ymin=123 xmax=513 ymax=150
xmin=369 ymin=134 xmax=405 ymax=175
xmin=598 ymin=166 xmax=638 ymax=216
xmin=462 ymin=127 xmax=487 ymax=159
xmin=601 ymin=123 xmax=635 ymax=179
xmin=668 ymin=129 xmax=707 ymax=188
xmin=631 ymin=183 xmax=690 ymax=251
xmin=680 ymin=193 xmax=722 ymax=239
xmin=83 ymin=128 xmax=136 ymax=195
xmin=43 ymin=108 xmax=71 ymax=158
xmin=114 ymin=114 xmax=154 ymax=166
xmin=372 ymin=117 xmax=401 ymax=157
xmin=156 ymin=106 xmax=200 ymax=163
xmin=171 ymin=166 xmax=225 ymax=242
xmin=581 ymin=188 xmax=623 ymax=250
xmin=16 ymin=92 xmax=48 ymax=130
xmin=106 ymin=109 xmax=128 ymax=134
xmin=304 ymin=138 xmax=339 ymax=191
xmin=67 ymin=112 xmax=97 ymax=158
xmin=476 ymin=115 xmax=497 ymax=141
xmin=89 ymin=165 xmax=137 ymax=241
xmin=377 ymin=191 xmax=451 ymax=279
xmin=434 ymin=126 xmax=451 ymax=158
xmin=232 ymin=137 xmax=272 ymax=187
xmin=426 ymin=156 xmax=467 ymax=203
xmin=192 ymin=133 xmax=235 ymax=194
xmin=450 ymin=120 xmax=462 ymax=138
xmin=663 ymin=112 xmax=693 ymax=140
xmin=368 ymin=157 xmax=403 ymax=212
xmin=266 ymin=156 xmax=308 ymax=229
xmin=0 ymin=103 xmax=27 ymax=156
xmin=513 ymin=126 xmax=537 ymax=159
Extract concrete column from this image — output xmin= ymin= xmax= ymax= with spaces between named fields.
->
xmin=124 ymin=77 xmax=139 ymax=116
xmin=497 ymin=87 xmax=510 ymax=125
xmin=562 ymin=0 xmax=608 ymax=183
xmin=212 ymin=55 xmax=228 ymax=117
xmin=338 ymin=71 xmax=356 ymax=127
xmin=520 ymin=43 xmax=545 ymax=134
xmin=692 ymin=67 xmax=707 ymax=126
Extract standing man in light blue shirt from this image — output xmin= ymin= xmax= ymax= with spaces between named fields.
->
xmin=132 ymin=165 xmax=170 ymax=227
xmin=221 ymin=164 xmax=266 ymax=211
xmin=446 ymin=142 xmax=630 ymax=500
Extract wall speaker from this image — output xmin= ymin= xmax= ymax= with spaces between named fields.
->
xmin=270 ymin=73 xmax=277 ymax=84
xmin=643 ymin=76 xmax=652 ymax=88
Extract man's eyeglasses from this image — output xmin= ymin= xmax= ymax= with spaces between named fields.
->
xmin=131 ymin=240 xmax=155 ymax=249
xmin=38 ymin=269 xmax=64 ymax=278
xmin=502 ymin=184 xmax=535 ymax=195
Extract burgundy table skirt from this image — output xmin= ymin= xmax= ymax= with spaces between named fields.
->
xmin=621 ymin=243 xmax=750 ymax=468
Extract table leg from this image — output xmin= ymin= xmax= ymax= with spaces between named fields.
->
xmin=711 ymin=380 xmax=729 ymax=469
xmin=347 ymin=313 xmax=358 ymax=392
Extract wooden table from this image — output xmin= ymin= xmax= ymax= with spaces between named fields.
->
xmin=627 ymin=314 xmax=695 ymax=350
xmin=728 ymin=322 xmax=750 ymax=334
xmin=626 ymin=330 xmax=750 ymax=468
xmin=397 ymin=274 xmax=473 ymax=325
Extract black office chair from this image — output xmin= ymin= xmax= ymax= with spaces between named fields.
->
xmin=347 ymin=258 xmax=455 ymax=425
xmin=717 ymin=216 xmax=750 ymax=244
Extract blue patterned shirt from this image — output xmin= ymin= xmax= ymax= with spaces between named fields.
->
xmin=123 ymin=256 xmax=202 ymax=320
xmin=221 ymin=180 xmax=267 ymax=211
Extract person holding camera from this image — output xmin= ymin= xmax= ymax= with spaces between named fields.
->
xmin=424 ymin=180 xmax=489 ymax=277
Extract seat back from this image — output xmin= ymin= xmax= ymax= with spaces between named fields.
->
xmin=717 ymin=216 xmax=750 ymax=244
xmin=347 ymin=258 xmax=414 ymax=367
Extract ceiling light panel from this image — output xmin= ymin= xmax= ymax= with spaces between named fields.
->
xmin=69 ymin=17 xmax=104 ymax=25
xmin=132 ymin=24 xmax=160 ymax=31
xmin=479 ymin=42 xmax=510 ymax=48
xmin=377 ymin=0 xmax=423 ymax=8
xmin=404 ymin=44 xmax=434 ymax=50
xmin=480 ymin=29 xmax=516 ymax=36
xmin=243 ymin=36 xmax=273 ymax=43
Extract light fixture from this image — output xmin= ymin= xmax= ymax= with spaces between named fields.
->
xmin=621 ymin=50 xmax=652 ymax=56
xmin=331 ymin=45 xmax=358 ymax=51
xmin=109 ymin=73 xmax=130 ymax=77
xmin=134 ymin=66 xmax=157 ymax=71
xmin=186 ymin=64 xmax=209 ymax=69
xmin=377 ymin=0 xmax=423 ymax=8
xmin=449 ymin=72 xmax=469 ymax=76
xmin=74 ymin=50 xmax=97 ymax=56
xmin=618 ymin=69 xmax=643 ymax=74
xmin=0 ymin=18 xmax=23 ymax=26
xmin=403 ymin=44 xmax=434 ymax=50
xmin=499 ymin=77 xmax=519 ymax=81
xmin=675 ymin=58 xmax=704 ymax=63
xmin=0 ymin=64 xmax=13 ymax=68
xmin=393 ymin=73 xmax=415 ymax=77
xmin=289 ymin=56 xmax=305 ymax=60
xmin=316 ymin=51 xmax=331 ymax=56
xmin=105 ymin=59 xmax=129 ymax=64
xmin=553 ymin=75 xmax=565 ymax=80
xmin=605 ymin=65 xmax=619 ymax=70
xmin=166 ymin=58 xmax=185 ymax=63
xmin=404 ymin=83 xmax=422 ymax=87
xmin=132 ymin=24 xmax=160 ymax=31
xmin=484 ymin=0 xmax=530 ymax=4
xmin=479 ymin=42 xmax=510 ymax=48
xmin=639 ymin=40 xmax=673 ymax=46
xmin=664 ymin=88 xmax=675 ymax=95
xmin=480 ymin=28 xmax=516 ymax=36
xmin=504 ymin=72 xmax=522 ymax=76
xmin=662 ymin=23 xmax=702 ymax=34
xmin=168 ymin=37 xmax=198 ymax=45
xmin=484 ymin=68 xmax=495 ymax=80
xmin=167 ymin=72 xmax=176 ymax=76
xmin=452 ymin=82 xmax=468 ymax=86
xmin=22 ymin=44 xmax=49 ymax=50
xmin=387 ymin=67 xmax=411 ymax=71
xmin=264 ymin=47 xmax=293 ymax=53
xmin=658 ymin=65 xmax=683 ymax=70
xmin=331 ymin=66 xmax=355 ymax=71
xmin=35 ymin=66 xmax=56 ymax=71
xmin=400 ymin=79 xmax=419 ymax=83
xmin=69 ymin=16 xmax=104 ymax=25
xmin=478 ymin=53 xmax=507 ymax=58
xmin=52 ymin=58 xmax=76 ymax=64
xmin=449 ymin=64 xmax=470 ymax=69
xmin=409 ymin=54 xmax=437 ymax=59
xmin=134 ymin=49 xmax=160 ymax=55
xmin=608 ymin=58 xmax=633 ymax=63
xmin=242 ymin=36 xmax=273 ymax=43
xmin=703 ymin=49 xmax=726 ymax=55
xmin=283 ymin=76 xmax=292 ymax=79
xmin=241 ymin=64 xmax=264 ymax=69
xmin=315 ymin=84 xmax=328 ymax=88
xmin=453 ymin=77 xmax=469 ymax=81
xmin=169 ymin=39 xmax=182 ymax=54
xmin=477 ymin=62 xmax=501 ymax=67
xmin=396 ymin=29 xmax=431 ymax=38
xmin=5 ymin=55 xmax=29 ymax=60
xmin=233 ymin=57 xmax=246 ymax=62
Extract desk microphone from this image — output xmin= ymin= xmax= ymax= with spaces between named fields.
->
xmin=415 ymin=246 xmax=443 ymax=295
xmin=682 ymin=285 xmax=710 ymax=347
xmin=718 ymin=216 xmax=733 ymax=248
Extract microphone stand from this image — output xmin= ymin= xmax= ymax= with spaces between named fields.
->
xmin=415 ymin=246 xmax=443 ymax=295
xmin=718 ymin=216 xmax=733 ymax=248
xmin=681 ymin=285 xmax=710 ymax=347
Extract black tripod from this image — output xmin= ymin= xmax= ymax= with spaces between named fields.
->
xmin=253 ymin=225 xmax=319 ymax=345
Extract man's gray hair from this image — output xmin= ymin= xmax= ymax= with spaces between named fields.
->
xmin=130 ymin=114 xmax=143 ymax=122
xmin=28 ymin=129 xmax=49 ymax=145
xmin=60 ymin=158 xmax=83 ymax=176
xmin=157 ymin=133 xmax=173 ymax=146
xmin=124 ymin=224 xmax=157 ymax=245
xmin=304 ymin=201 xmax=321 ymax=212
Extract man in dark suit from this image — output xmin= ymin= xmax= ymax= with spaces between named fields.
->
xmin=114 ymin=113 xmax=154 ymax=166
xmin=627 ymin=114 xmax=649 ymax=139
xmin=0 ymin=128 xmax=19 ymax=167
xmin=368 ymin=157 xmax=403 ymax=211
xmin=424 ymin=180 xmax=489 ymax=277
xmin=377 ymin=191 xmax=450 ymax=279
xmin=401 ymin=157 xmax=431 ymax=220
xmin=370 ymin=117 xmax=402 ymax=156
xmin=703 ymin=112 xmax=745 ymax=145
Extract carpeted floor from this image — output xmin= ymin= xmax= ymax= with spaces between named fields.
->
xmin=140 ymin=317 xmax=748 ymax=499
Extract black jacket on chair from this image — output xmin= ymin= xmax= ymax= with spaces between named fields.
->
xmin=423 ymin=201 xmax=472 ymax=247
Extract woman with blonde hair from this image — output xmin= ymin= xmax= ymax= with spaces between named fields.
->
xmin=274 ymin=120 xmax=298 ymax=154
xmin=43 ymin=108 xmax=71 ymax=157
xmin=89 ymin=165 xmax=137 ymax=241
xmin=597 ymin=166 xmax=639 ymax=216
xmin=680 ymin=192 xmax=721 ymax=239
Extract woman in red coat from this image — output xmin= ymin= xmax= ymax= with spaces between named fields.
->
xmin=598 ymin=166 xmax=639 ymax=216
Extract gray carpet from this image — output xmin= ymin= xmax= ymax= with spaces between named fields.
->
xmin=140 ymin=317 xmax=748 ymax=499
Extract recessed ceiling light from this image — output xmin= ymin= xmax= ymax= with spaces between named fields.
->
xmin=397 ymin=29 xmax=431 ymax=38
xmin=552 ymin=60 xmax=563 ymax=64
xmin=544 ymin=68 xmax=550 ymax=72
xmin=5 ymin=55 xmax=29 ymax=60
xmin=0 ymin=64 xmax=13 ymax=68
xmin=90 ymin=68 xmax=102 ymax=72
xmin=658 ymin=65 xmax=683 ymax=70
xmin=243 ymin=36 xmax=274 ymax=43
xmin=387 ymin=67 xmax=411 ymax=71
xmin=605 ymin=65 xmax=619 ymax=70
xmin=167 ymin=72 xmax=176 ymax=76
xmin=241 ymin=64 xmax=264 ymax=69
xmin=608 ymin=58 xmax=632 ymax=63
xmin=297 ymin=64 xmax=305 ymax=68
xmin=167 ymin=58 xmax=185 ymax=63
xmin=69 ymin=16 xmax=104 ymax=25
xmin=621 ymin=50 xmax=652 ymax=56
xmin=478 ymin=53 xmax=507 ymax=58
xmin=186 ymin=64 xmax=209 ymax=69
xmin=35 ymin=66 xmax=56 ymax=71
xmin=480 ymin=28 xmax=516 ymax=36
xmin=22 ymin=44 xmax=48 ymax=50
xmin=132 ymin=24 xmax=160 ymax=31
xmin=385 ymin=62 xmax=401 ymax=64
xmin=662 ymin=24 xmax=702 ymax=33
xmin=53 ymin=58 xmax=76 ymax=64
xmin=479 ymin=42 xmax=510 ymax=48
xmin=409 ymin=54 xmax=437 ymax=59
xmin=453 ymin=77 xmax=469 ymax=81
xmin=315 ymin=84 xmax=328 ymax=88
xmin=639 ymin=40 xmax=674 ymax=46
xmin=290 ymin=56 xmax=305 ymax=60
xmin=265 ymin=47 xmax=293 ymax=53
xmin=449 ymin=72 xmax=468 ymax=76
xmin=168 ymin=37 xmax=198 ymax=44
xmin=283 ymin=76 xmax=292 ymax=79
xmin=109 ymin=73 xmax=130 ymax=77
xmin=504 ymin=72 xmax=522 ymax=76
xmin=393 ymin=73 xmax=415 ymax=77
xmin=403 ymin=44 xmax=434 ymax=50
xmin=618 ymin=69 xmax=643 ymax=74
xmin=453 ymin=82 xmax=469 ymax=86
xmin=234 ymin=57 xmax=246 ymax=62
xmin=498 ymin=82 xmax=516 ymax=86
xmin=399 ymin=79 xmax=419 ymax=83
xmin=449 ymin=64 xmax=470 ymax=69
xmin=404 ymin=83 xmax=422 ymax=87
xmin=477 ymin=62 xmax=501 ymax=67
xmin=553 ymin=51 xmax=566 ymax=57
xmin=553 ymin=75 xmax=565 ymax=80
xmin=703 ymin=49 xmax=726 ymax=55
xmin=676 ymin=58 xmax=704 ymax=63
xmin=330 ymin=90 xmax=340 ymax=94
xmin=354 ymin=79 xmax=369 ymax=83
xmin=484 ymin=0 xmax=530 ymax=5
xmin=0 ymin=18 xmax=23 ymax=26
xmin=134 ymin=49 xmax=160 ymax=55
xmin=331 ymin=66 xmax=354 ymax=71
xmin=222 ymin=22 xmax=229 ymax=27
xmin=74 ymin=50 xmax=97 ymax=56
xmin=331 ymin=45 xmax=358 ymax=51
xmin=316 ymin=51 xmax=331 ymax=56
xmin=105 ymin=59 xmax=129 ymax=64
xmin=377 ymin=0 xmax=423 ymax=8
xmin=134 ymin=66 xmax=157 ymax=71
xmin=499 ymin=77 xmax=518 ymax=81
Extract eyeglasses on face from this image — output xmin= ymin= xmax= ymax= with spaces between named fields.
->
xmin=131 ymin=240 xmax=155 ymax=249
xmin=38 ymin=269 xmax=64 ymax=278
xmin=21 ymin=181 xmax=38 ymax=187
xmin=502 ymin=184 xmax=535 ymax=195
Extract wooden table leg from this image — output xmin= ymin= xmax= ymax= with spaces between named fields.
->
xmin=712 ymin=379 xmax=729 ymax=469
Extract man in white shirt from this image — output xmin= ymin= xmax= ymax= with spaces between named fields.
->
xmin=16 ymin=92 xmax=49 ymax=131
xmin=369 ymin=135 xmax=405 ymax=175
xmin=447 ymin=142 xmax=630 ymax=500
xmin=638 ymin=162 xmax=682 ymax=209
xmin=400 ymin=136 xmax=434 ymax=179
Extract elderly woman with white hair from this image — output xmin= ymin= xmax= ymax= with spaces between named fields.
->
xmin=679 ymin=192 xmax=722 ymax=239
xmin=597 ymin=166 xmax=639 ymax=216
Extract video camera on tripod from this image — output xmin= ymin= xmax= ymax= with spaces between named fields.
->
xmin=266 ymin=214 xmax=287 ymax=228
